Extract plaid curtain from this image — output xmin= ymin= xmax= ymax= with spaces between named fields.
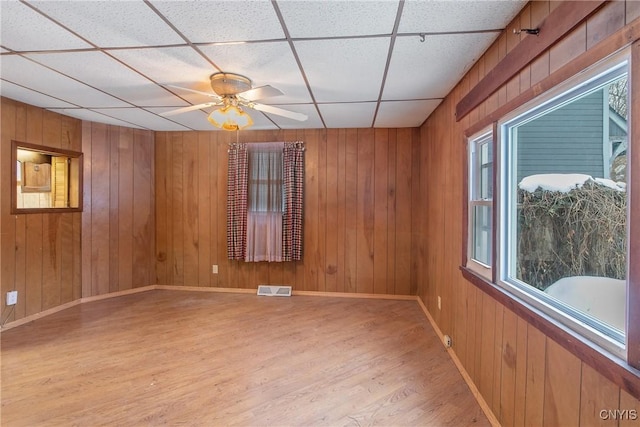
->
xmin=227 ymin=143 xmax=248 ymax=260
xmin=283 ymin=142 xmax=305 ymax=261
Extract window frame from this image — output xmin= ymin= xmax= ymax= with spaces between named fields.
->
xmin=495 ymin=50 xmax=630 ymax=359
xmin=467 ymin=129 xmax=494 ymax=279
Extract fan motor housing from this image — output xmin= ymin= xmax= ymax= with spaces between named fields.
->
xmin=210 ymin=73 xmax=252 ymax=96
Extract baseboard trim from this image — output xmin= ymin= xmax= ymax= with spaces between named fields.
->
xmin=416 ymin=297 xmax=500 ymax=427
xmin=293 ymin=290 xmax=417 ymax=300
xmin=155 ymin=285 xmax=256 ymax=294
xmin=80 ymin=285 xmax=156 ymax=304
xmin=0 ymin=300 xmax=81 ymax=332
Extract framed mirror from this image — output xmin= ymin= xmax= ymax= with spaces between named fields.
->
xmin=11 ymin=140 xmax=83 ymax=214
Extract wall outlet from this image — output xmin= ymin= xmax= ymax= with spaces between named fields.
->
xmin=437 ymin=295 xmax=441 ymax=310
xmin=6 ymin=291 xmax=17 ymax=306
xmin=443 ymin=335 xmax=452 ymax=348
xmin=212 ymin=265 xmax=218 ymax=274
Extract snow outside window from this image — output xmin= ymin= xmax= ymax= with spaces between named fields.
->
xmin=498 ymin=54 xmax=629 ymax=356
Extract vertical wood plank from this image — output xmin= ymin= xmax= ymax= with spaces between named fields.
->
xmin=344 ymin=129 xmax=358 ymax=293
xmin=1 ymin=99 xmax=18 ymax=323
xmin=500 ymin=308 xmax=518 ymax=427
xmin=24 ymin=105 xmax=43 ymax=314
xmin=304 ymin=129 xmax=319 ymax=291
xmin=373 ymin=128 xmax=388 ymax=295
xmin=465 ymin=283 xmax=479 ymax=383
xmin=492 ymin=303 xmax=505 ymax=418
xmin=197 ymin=132 xmax=211 ymax=287
xmin=90 ymin=123 xmax=111 ymax=297
xmin=81 ymin=121 xmax=93 ymax=298
xmin=171 ymin=133 xmax=184 ymax=286
xmin=395 ymin=128 xmax=412 ymax=296
xmin=335 ymin=129 xmax=347 ymax=293
xmin=216 ymin=132 xmax=230 ymax=288
xmin=514 ymin=316 xmax=529 ymax=427
xmin=480 ymin=293 xmax=497 ymax=409
xmin=182 ymin=131 xmax=199 ymax=287
xmin=316 ymin=130 xmax=327 ymax=292
xmin=355 ymin=128 xmax=374 ymax=294
xmin=324 ymin=129 xmax=339 ymax=293
xmin=208 ymin=132 xmax=219 ymax=288
xmin=586 ymin=0 xmax=625 ymax=50
xmin=580 ymin=362 xmax=620 ymax=426
xmin=525 ymin=325 xmax=546 ymax=427
xmin=133 ymin=129 xmax=154 ymax=288
xmin=155 ymin=132 xmax=169 ymax=286
xmin=619 ymin=389 xmax=640 ymax=427
xmin=119 ymin=127 xmax=134 ymax=290
xmin=108 ymin=127 xmax=120 ymax=293
xmin=386 ymin=129 xmax=397 ymax=295
xmin=543 ymin=339 xmax=581 ymax=427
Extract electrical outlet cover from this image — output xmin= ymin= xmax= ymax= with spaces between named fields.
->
xmin=6 ymin=291 xmax=17 ymax=306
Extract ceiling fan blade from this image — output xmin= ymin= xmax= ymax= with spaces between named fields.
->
xmin=165 ymin=84 xmax=220 ymax=99
xmin=251 ymin=103 xmax=308 ymax=121
xmin=160 ymin=102 xmax=219 ymax=116
xmin=240 ymin=85 xmax=283 ymax=101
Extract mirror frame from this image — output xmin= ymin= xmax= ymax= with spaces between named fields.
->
xmin=11 ymin=140 xmax=84 ymax=214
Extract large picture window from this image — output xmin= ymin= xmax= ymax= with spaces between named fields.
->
xmin=498 ymin=54 xmax=629 ymax=355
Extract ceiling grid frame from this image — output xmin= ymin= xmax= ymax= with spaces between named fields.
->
xmin=0 ymin=0 xmax=527 ymax=131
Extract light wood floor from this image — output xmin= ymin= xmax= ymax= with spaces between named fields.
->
xmin=1 ymin=290 xmax=489 ymax=426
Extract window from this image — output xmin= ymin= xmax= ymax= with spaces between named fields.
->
xmin=227 ymin=142 xmax=305 ymax=263
xmin=498 ymin=53 xmax=629 ymax=356
xmin=11 ymin=140 xmax=83 ymax=214
xmin=246 ymin=144 xmax=285 ymax=262
xmin=468 ymin=130 xmax=493 ymax=277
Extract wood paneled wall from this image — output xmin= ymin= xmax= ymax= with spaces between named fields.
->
xmin=1 ymin=99 xmax=156 ymax=325
xmin=417 ymin=1 xmax=640 ymax=425
xmin=81 ymin=121 xmax=156 ymax=298
xmin=155 ymin=128 xmax=420 ymax=294
xmin=1 ymin=98 xmax=82 ymax=323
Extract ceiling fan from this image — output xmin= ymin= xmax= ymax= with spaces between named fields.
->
xmin=161 ymin=72 xmax=308 ymax=130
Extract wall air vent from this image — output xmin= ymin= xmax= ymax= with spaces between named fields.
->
xmin=257 ymin=285 xmax=292 ymax=297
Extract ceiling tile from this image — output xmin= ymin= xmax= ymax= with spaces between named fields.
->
xmin=383 ymin=33 xmax=496 ymax=100
xmin=149 ymin=1 xmax=284 ymax=43
xmin=375 ymin=99 xmax=441 ymax=128
xmin=1 ymin=55 xmax=129 ymax=108
xmin=90 ymin=108 xmax=190 ymax=131
xmin=0 ymin=1 xmax=91 ymax=51
xmin=108 ymin=47 xmax=214 ymax=88
xmin=24 ymin=51 xmax=188 ymax=107
xmin=319 ymin=103 xmax=377 ymax=128
xmin=278 ymin=1 xmax=399 ymax=38
xmin=199 ymin=41 xmax=311 ymax=104
xmin=28 ymin=1 xmax=184 ymax=47
xmin=0 ymin=80 xmax=76 ymax=109
xmin=399 ymin=0 xmax=526 ymax=33
xmin=145 ymin=108 xmax=212 ymax=131
xmin=48 ymin=108 xmax=143 ymax=128
xmin=295 ymin=38 xmax=390 ymax=103
xmin=263 ymin=104 xmax=323 ymax=129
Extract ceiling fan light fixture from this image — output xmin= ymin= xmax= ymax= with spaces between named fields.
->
xmin=208 ymin=105 xmax=253 ymax=131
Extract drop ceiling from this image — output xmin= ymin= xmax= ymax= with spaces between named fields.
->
xmin=0 ymin=0 xmax=526 ymax=131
